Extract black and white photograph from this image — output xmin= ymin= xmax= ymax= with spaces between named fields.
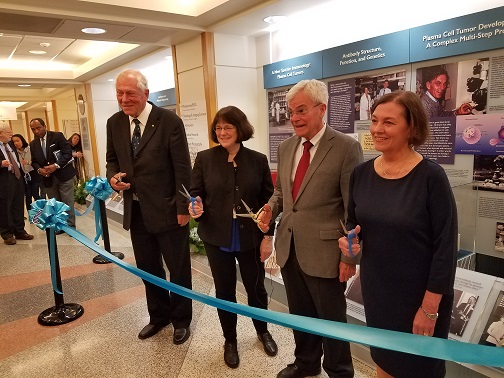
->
xmin=449 ymin=289 xmax=478 ymax=337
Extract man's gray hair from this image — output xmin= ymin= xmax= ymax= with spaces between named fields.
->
xmin=116 ymin=69 xmax=149 ymax=91
xmin=286 ymin=79 xmax=328 ymax=105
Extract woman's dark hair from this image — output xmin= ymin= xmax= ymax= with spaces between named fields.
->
xmin=68 ymin=133 xmax=82 ymax=151
xmin=371 ymin=91 xmax=430 ymax=147
xmin=210 ymin=106 xmax=254 ymax=144
xmin=12 ymin=134 xmax=28 ymax=149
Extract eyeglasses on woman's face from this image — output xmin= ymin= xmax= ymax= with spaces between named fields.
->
xmin=213 ymin=124 xmax=236 ymax=133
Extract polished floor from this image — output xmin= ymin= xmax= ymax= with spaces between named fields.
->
xmin=0 ymin=205 xmax=376 ymax=378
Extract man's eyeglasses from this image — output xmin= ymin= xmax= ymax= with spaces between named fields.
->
xmin=213 ymin=125 xmax=236 ymax=132
xmin=289 ymin=103 xmax=322 ymax=117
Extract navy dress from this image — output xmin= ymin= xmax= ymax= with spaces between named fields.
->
xmin=347 ymin=157 xmax=457 ymax=378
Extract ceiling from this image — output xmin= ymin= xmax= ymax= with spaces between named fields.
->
xmin=0 ymin=0 xmax=502 ymax=113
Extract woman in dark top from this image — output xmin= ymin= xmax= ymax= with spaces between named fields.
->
xmin=188 ymin=106 xmax=277 ymax=369
xmin=339 ymin=91 xmax=457 ymax=378
xmin=11 ymin=134 xmax=41 ymax=210
xmin=68 ymin=133 xmax=84 ymax=181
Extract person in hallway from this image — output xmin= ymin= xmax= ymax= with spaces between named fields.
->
xmin=377 ymin=79 xmax=391 ymax=99
xmin=29 ymin=118 xmax=76 ymax=235
xmin=359 ymin=86 xmax=371 ymax=120
xmin=11 ymin=134 xmax=42 ymax=211
xmin=339 ymin=91 xmax=458 ymax=378
xmin=188 ymin=106 xmax=277 ymax=369
xmin=0 ymin=123 xmax=34 ymax=245
xmin=106 ymin=69 xmax=192 ymax=344
xmin=420 ymin=66 xmax=472 ymax=118
xmin=259 ymin=79 xmax=364 ymax=378
xmin=68 ymin=133 xmax=84 ymax=182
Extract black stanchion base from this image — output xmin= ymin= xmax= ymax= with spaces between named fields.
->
xmin=92 ymin=252 xmax=125 ymax=264
xmin=38 ymin=303 xmax=84 ymax=326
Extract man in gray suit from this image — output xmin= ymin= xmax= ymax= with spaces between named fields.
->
xmin=259 ymin=79 xmax=363 ymax=378
xmin=106 ymin=69 xmax=192 ymax=344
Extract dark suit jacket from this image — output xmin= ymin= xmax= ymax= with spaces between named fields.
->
xmin=29 ymin=130 xmax=76 ymax=187
xmin=0 ymin=143 xmax=24 ymax=199
xmin=106 ymin=103 xmax=192 ymax=233
xmin=268 ymin=126 xmax=363 ymax=278
xmin=190 ymin=144 xmax=273 ymax=250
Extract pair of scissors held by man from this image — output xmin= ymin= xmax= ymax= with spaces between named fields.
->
xmin=179 ymin=184 xmax=198 ymax=213
xmin=340 ymin=220 xmax=357 ymax=257
xmin=235 ymin=199 xmax=268 ymax=231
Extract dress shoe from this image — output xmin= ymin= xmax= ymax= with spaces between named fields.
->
xmin=4 ymin=237 xmax=16 ymax=245
xmin=173 ymin=327 xmax=190 ymax=345
xmin=138 ymin=322 xmax=170 ymax=340
xmin=223 ymin=341 xmax=239 ymax=368
xmin=277 ymin=363 xmax=321 ymax=378
xmin=15 ymin=233 xmax=34 ymax=240
xmin=258 ymin=331 xmax=278 ymax=356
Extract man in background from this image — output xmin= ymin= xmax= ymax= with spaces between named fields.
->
xmin=106 ymin=69 xmax=193 ymax=344
xmin=377 ymin=79 xmax=391 ymax=99
xmin=420 ymin=66 xmax=472 ymax=118
xmin=29 ymin=118 xmax=76 ymax=234
xmin=0 ymin=122 xmax=34 ymax=245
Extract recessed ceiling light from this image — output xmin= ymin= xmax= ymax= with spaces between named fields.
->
xmin=107 ymin=78 xmax=114 ymax=82
xmin=29 ymin=50 xmax=47 ymax=55
xmin=40 ymin=42 xmax=51 ymax=47
xmin=18 ymin=84 xmax=31 ymax=87
xmin=81 ymin=27 xmax=107 ymax=34
xmin=263 ymin=15 xmax=287 ymax=24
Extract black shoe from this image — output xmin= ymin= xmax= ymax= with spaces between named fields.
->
xmin=15 ymin=233 xmax=34 ymax=240
xmin=258 ymin=331 xmax=278 ymax=356
xmin=224 ymin=341 xmax=239 ymax=368
xmin=277 ymin=363 xmax=321 ymax=378
xmin=173 ymin=327 xmax=191 ymax=345
xmin=138 ymin=322 xmax=170 ymax=340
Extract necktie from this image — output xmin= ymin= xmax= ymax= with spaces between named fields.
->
xmin=132 ymin=119 xmax=141 ymax=156
xmin=41 ymin=137 xmax=47 ymax=159
xmin=292 ymin=141 xmax=313 ymax=200
xmin=4 ymin=143 xmax=21 ymax=179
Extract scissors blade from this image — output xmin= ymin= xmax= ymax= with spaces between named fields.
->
xmin=178 ymin=190 xmax=191 ymax=200
xmin=339 ymin=219 xmax=349 ymax=235
xmin=241 ymin=199 xmax=254 ymax=215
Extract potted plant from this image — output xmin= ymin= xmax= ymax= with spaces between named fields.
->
xmin=189 ymin=218 xmax=205 ymax=255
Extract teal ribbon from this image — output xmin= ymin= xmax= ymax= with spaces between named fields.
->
xmin=28 ymin=198 xmax=69 ymax=295
xmin=33 ymin=199 xmax=504 ymax=367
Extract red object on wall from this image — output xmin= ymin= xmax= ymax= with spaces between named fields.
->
xmin=271 ymin=171 xmax=277 ymax=187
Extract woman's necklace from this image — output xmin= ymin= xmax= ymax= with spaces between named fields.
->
xmin=379 ymin=151 xmax=414 ymax=178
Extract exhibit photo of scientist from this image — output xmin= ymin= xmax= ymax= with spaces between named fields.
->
xmin=449 ymin=290 xmax=478 ymax=337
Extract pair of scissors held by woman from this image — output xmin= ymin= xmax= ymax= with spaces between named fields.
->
xmin=340 ymin=219 xmax=357 ymax=257
xmin=179 ymin=184 xmax=197 ymax=213
xmin=235 ymin=199 xmax=268 ymax=231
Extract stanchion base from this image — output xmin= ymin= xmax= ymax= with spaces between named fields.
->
xmin=92 ymin=252 xmax=125 ymax=264
xmin=38 ymin=303 xmax=84 ymax=326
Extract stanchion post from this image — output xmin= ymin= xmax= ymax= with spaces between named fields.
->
xmin=92 ymin=199 xmax=125 ymax=264
xmin=38 ymin=228 xmax=84 ymax=326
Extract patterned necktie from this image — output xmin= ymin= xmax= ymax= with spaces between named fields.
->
xmin=292 ymin=140 xmax=313 ymax=200
xmin=4 ymin=143 xmax=21 ymax=179
xmin=132 ymin=119 xmax=141 ymax=156
xmin=41 ymin=137 xmax=47 ymax=159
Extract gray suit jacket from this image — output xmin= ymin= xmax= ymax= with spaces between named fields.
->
xmin=269 ymin=126 xmax=363 ymax=278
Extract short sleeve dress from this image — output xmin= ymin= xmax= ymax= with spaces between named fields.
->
xmin=347 ymin=157 xmax=457 ymax=378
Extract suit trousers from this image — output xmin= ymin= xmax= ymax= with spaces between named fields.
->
xmin=204 ymin=242 xmax=268 ymax=341
xmin=45 ymin=176 xmax=76 ymax=228
xmin=0 ymin=173 xmax=26 ymax=239
xmin=130 ymin=201 xmax=192 ymax=328
xmin=281 ymin=240 xmax=354 ymax=378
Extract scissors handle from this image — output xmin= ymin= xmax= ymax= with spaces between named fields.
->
xmin=347 ymin=229 xmax=355 ymax=257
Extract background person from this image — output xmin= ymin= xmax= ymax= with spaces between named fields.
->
xmin=420 ymin=66 xmax=472 ymax=118
xmin=29 ymin=118 xmax=76 ymax=234
xmin=188 ymin=105 xmax=277 ymax=369
xmin=360 ymin=86 xmax=371 ymax=120
xmin=0 ymin=123 xmax=34 ymax=245
xmin=106 ymin=69 xmax=192 ymax=344
xmin=339 ymin=91 xmax=458 ymax=378
xmin=11 ymin=134 xmax=41 ymax=211
xmin=68 ymin=133 xmax=84 ymax=182
xmin=259 ymin=79 xmax=363 ymax=378
xmin=377 ymin=79 xmax=391 ymax=99
xmin=484 ymin=314 xmax=504 ymax=346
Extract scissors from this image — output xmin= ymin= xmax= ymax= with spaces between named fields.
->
xmin=340 ymin=219 xmax=356 ymax=257
xmin=235 ymin=199 xmax=264 ymax=226
xmin=179 ymin=184 xmax=197 ymax=213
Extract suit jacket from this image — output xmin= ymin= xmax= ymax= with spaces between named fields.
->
xmin=0 ymin=143 xmax=24 ymax=199
xmin=29 ymin=130 xmax=76 ymax=187
xmin=106 ymin=102 xmax=191 ymax=233
xmin=190 ymin=144 xmax=273 ymax=250
xmin=269 ymin=126 xmax=363 ymax=278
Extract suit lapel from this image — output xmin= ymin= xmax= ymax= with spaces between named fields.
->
xmin=284 ymin=137 xmax=300 ymax=198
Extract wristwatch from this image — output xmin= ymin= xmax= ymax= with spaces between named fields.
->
xmin=263 ymin=235 xmax=273 ymax=240
xmin=421 ymin=306 xmax=438 ymax=320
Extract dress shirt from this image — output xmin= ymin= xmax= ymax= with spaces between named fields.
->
xmin=291 ymin=124 xmax=326 ymax=181
xmin=129 ymin=102 xmax=152 ymax=138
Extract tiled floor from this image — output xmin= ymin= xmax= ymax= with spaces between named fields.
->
xmin=0 ymin=205 xmax=376 ymax=378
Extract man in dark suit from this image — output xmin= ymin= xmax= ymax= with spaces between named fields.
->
xmin=260 ymin=79 xmax=363 ymax=378
xmin=0 ymin=122 xmax=34 ymax=245
xmin=29 ymin=118 xmax=76 ymax=233
xmin=106 ymin=69 xmax=192 ymax=344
